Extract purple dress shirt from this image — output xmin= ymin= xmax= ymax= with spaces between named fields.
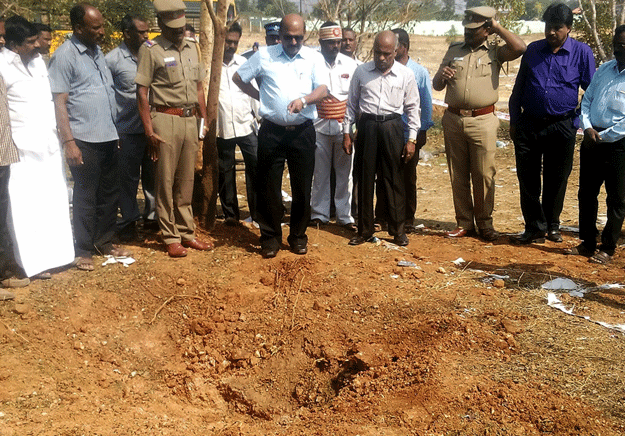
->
xmin=509 ymin=37 xmax=595 ymax=125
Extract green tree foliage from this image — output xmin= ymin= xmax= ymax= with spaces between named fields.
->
xmin=256 ymin=0 xmax=297 ymax=17
xmin=577 ymin=0 xmax=625 ymax=63
xmin=1 ymin=0 xmax=153 ymax=52
xmin=484 ymin=0 xmax=525 ymax=33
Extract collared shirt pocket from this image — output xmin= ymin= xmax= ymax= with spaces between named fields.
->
xmin=164 ymin=56 xmax=182 ymax=83
xmin=607 ymin=85 xmax=625 ymax=113
xmin=557 ymin=64 xmax=579 ymax=84
xmin=385 ymin=84 xmax=403 ymax=108
xmin=339 ymin=73 xmax=351 ymax=93
xmin=479 ymin=58 xmax=494 ymax=77
xmin=185 ymin=64 xmax=200 ymax=82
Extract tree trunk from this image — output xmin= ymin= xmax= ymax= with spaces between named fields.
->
xmin=196 ymin=0 xmax=229 ymax=230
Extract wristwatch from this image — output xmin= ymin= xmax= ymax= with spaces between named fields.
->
xmin=300 ymin=97 xmax=307 ymax=109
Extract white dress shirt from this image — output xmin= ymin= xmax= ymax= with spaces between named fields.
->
xmin=343 ymin=60 xmax=420 ymax=139
xmin=314 ymin=52 xmax=358 ymax=136
xmin=236 ymin=44 xmax=329 ymax=126
xmin=218 ymin=53 xmax=256 ymax=139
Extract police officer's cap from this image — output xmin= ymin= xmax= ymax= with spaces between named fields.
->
xmin=154 ymin=0 xmax=186 ymax=28
xmin=462 ymin=6 xmax=496 ymax=29
xmin=264 ymin=22 xmax=280 ymax=36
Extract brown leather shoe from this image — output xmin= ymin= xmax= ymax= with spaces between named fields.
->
xmin=479 ymin=228 xmax=500 ymax=242
xmin=167 ymin=243 xmax=188 ymax=258
xmin=182 ymin=239 xmax=214 ymax=251
xmin=445 ymin=227 xmax=475 ymax=238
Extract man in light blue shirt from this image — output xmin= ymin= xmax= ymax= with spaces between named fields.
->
xmin=233 ymin=14 xmax=329 ymax=258
xmin=106 ymin=14 xmax=156 ymax=241
xmin=569 ymin=24 xmax=625 ymax=265
xmin=376 ymin=28 xmax=433 ymax=233
xmin=50 ymin=3 xmax=128 ymax=270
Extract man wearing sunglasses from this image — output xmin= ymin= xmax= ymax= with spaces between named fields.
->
xmin=233 ymin=14 xmax=329 ymax=259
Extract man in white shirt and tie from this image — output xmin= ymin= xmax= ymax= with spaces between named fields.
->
xmin=310 ymin=22 xmax=358 ymax=230
xmin=217 ymin=21 xmax=258 ymax=226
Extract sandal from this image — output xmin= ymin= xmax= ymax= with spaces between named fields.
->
xmin=74 ymin=257 xmax=94 ymax=271
xmin=589 ymin=250 xmax=612 ymax=265
xmin=34 ymin=272 xmax=52 ymax=280
xmin=564 ymin=244 xmax=595 ymax=257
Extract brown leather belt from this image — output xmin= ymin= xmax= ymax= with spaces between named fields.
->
xmin=447 ymin=104 xmax=495 ymax=117
xmin=153 ymin=105 xmax=197 ymax=117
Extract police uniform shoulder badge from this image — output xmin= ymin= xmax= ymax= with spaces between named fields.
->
xmin=144 ymin=39 xmax=155 ymax=48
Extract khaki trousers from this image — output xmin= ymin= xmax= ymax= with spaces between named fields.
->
xmin=152 ymin=112 xmax=198 ymax=245
xmin=442 ymin=110 xmax=499 ymax=231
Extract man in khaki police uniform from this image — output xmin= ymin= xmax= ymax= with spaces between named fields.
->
xmin=433 ymin=6 xmax=525 ymax=241
xmin=136 ymin=0 xmax=213 ymax=257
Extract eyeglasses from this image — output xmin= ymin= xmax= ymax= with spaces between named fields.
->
xmin=283 ymin=34 xmax=304 ymax=43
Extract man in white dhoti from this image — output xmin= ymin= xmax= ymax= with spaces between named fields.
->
xmin=0 ymin=16 xmax=74 ymax=278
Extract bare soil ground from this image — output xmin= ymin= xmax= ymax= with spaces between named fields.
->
xmin=2 ymin=34 xmax=625 ymax=436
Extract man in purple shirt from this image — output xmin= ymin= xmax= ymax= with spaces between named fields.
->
xmin=509 ymin=3 xmax=595 ymax=245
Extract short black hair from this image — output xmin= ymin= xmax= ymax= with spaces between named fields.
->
xmin=184 ymin=23 xmax=195 ymax=33
xmin=34 ymin=23 xmax=52 ymax=34
xmin=227 ymin=21 xmax=242 ymax=36
xmin=342 ymin=27 xmax=354 ymax=34
xmin=70 ymin=3 xmax=93 ymax=30
xmin=321 ymin=21 xmax=338 ymax=28
xmin=120 ymin=13 xmax=145 ymax=33
xmin=5 ymin=15 xmax=37 ymax=46
xmin=391 ymin=28 xmax=409 ymax=49
xmin=614 ymin=24 xmax=625 ymax=43
xmin=543 ymin=3 xmax=573 ymax=27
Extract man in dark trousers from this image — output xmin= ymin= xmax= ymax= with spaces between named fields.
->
xmin=50 ymin=3 xmax=130 ymax=271
xmin=569 ymin=25 xmax=625 ymax=265
xmin=510 ymin=3 xmax=595 ymax=244
xmin=233 ymin=14 xmax=329 ymax=258
xmin=343 ymin=30 xmax=420 ymax=247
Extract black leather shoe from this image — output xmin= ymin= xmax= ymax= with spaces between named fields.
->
xmin=393 ymin=233 xmax=409 ymax=246
xmin=348 ymin=235 xmax=377 ymax=246
xmin=512 ymin=230 xmax=545 ymax=244
xmin=479 ymin=228 xmax=499 ymax=242
xmin=261 ymin=247 xmax=279 ymax=258
xmin=291 ymin=244 xmax=307 ymax=255
xmin=547 ymin=229 xmax=563 ymax=242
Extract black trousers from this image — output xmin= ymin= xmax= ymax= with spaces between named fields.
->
xmin=578 ymin=137 xmax=625 ymax=255
xmin=69 ymin=140 xmax=119 ymax=258
xmin=0 ymin=165 xmax=13 ymax=276
xmin=375 ymin=150 xmax=419 ymax=227
xmin=217 ymin=133 xmax=258 ymax=221
xmin=355 ymin=116 xmax=405 ymax=238
xmin=256 ymin=120 xmax=315 ymax=250
xmin=117 ymin=133 xmax=156 ymax=236
xmin=514 ymin=114 xmax=577 ymax=233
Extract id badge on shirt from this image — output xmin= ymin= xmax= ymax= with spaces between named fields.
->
xmin=164 ymin=57 xmax=177 ymax=68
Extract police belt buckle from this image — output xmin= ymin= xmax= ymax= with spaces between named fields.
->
xmin=182 ymin=107 xmax=194 ymax=117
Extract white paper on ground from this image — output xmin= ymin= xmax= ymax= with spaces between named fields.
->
xmin=101 ymin=255 xmax=136 ymax=267
xmin=546 ymin=292 xmax=625 ymax=333
xmin=542 ymin=278 xmax=579 ymax=291
xmin=452 ymin=257 xmax=465 ymax=265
